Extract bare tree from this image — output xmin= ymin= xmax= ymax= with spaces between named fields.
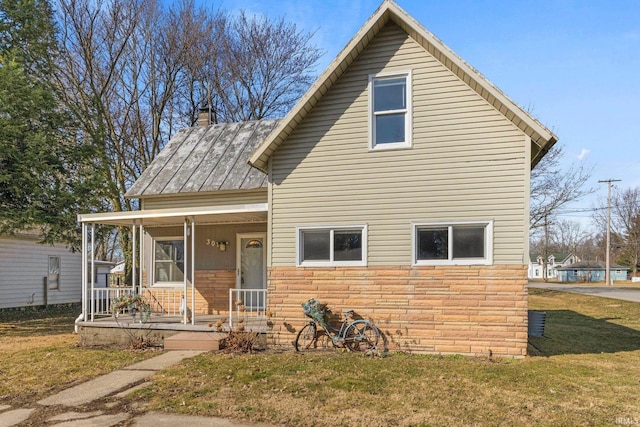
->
xmin=53 ymin=0 xmax=225 ymax=270
xmin=201 ymin=11 xmax=324 ymax=123
xmin=530 ymin=144 xmax=593 ymax=229
xmin=549 ymin=219 xmax=592 ymax=257
xmin=53 ymin=0 xmax=323 ymax=271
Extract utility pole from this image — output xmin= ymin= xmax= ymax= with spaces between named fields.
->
xmin=543 ymin=214 xmax=550 ymax=282
xmin=599 ymin=179 xmax=621 ymax=286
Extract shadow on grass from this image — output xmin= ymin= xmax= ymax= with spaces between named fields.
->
xmin=0 ymin=304 xmax=79 ymax=337
xmin=528 ymin=309 xmax=640 ymax=356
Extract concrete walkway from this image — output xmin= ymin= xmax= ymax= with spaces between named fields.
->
xmin=0 ymin=350 xmax=271 ymax=426
xmin=529 ymin=282 xmax=640 ymax=303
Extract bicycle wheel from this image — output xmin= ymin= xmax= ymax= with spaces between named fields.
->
xmin=344 ymin=320 xmax=380 ymax=352
xmin=295 ymin=323 xmax=331 ymax=351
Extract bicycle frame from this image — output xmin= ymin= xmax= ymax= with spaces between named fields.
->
xmin=295 ymin=299 xmax=380 ymax=352
xmin=306 ymin=311 xmax=352 ymax=346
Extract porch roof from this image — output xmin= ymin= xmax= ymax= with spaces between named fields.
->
xmin=77 ymin=203 xmax=268 ymax=226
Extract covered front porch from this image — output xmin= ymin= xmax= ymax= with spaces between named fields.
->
xmin=76 ymin=203 xmax=269 ymax=346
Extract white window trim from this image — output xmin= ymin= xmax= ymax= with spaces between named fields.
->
xmin=296 ymin=225 xmax=368 ymax=267
xmin=412 ymin=220 xmax=493 ymax=266
xmin=152 ymin=236 xmax=186 ymax=287
xmin=369 ymin=70 xmax=412 ymax=151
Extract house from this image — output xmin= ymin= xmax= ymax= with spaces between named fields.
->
xmin=557 ymin=261 xmax=628 ymax=283
xmin=109 ymin=261 xmax=126 ymax=286
xmin=91 ymin=260 xmax=116 ymax=288
xmin=76 ymin=0 xmax=557 ymax=357
xmin=0 ymin=233 xmax=82 ymax=309
xmin=528 ymin=253 xmax=579 ymax=279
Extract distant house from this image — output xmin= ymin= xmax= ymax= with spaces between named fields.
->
xmin=528 ymin=253 xmax=579 ymax=279
xmin=0 ymin=233 xmax=82 ymax=309
xmin=90 ymin=260 xmax=116 ymax=288
xmin=76 ymin=0 xmax=558 ymax=358
xmin=109 ymin=261 xmax=126 ymax=286
xmin=557 ymin=261 xmax=628 ymax=283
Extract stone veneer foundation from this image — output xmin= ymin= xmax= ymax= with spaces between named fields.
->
xmin=266 ymin=265 xmax=528 ymax=358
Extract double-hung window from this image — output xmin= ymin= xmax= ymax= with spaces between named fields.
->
xmin=369 ymin=71 xmax=411 ymax=150
xmin=48 ymin=256 xmax=60 ymax=290
xmin=153 ymin=238 xmax=185 ymax=284
xmin=413 ymin=221 xmax=493 ymax=266
xmin=297 ymin=225 xmax=367 ymax=267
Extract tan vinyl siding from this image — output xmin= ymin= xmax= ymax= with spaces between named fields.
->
xmin=0 ymin=237 xmax=82 ymax=308
xmin=270 ymin=22 xmax=528 ymax=267
xmin=141 ymin=189 xmax=267 ymax=210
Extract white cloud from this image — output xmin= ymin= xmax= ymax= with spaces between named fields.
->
xmin=577 ymin=148 xmax=590 ymax=161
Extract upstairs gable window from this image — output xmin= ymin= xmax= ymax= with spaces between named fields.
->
xmin=369 ymin=71 xmax=412 ymax=150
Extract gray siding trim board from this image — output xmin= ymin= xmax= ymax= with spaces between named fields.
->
xmin=142 ymin=189 xmax=267 ymax=211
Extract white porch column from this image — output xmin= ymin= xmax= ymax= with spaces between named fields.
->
xmin=191 ymin=216 xmax=195 ymax=325
xmin=183 ymin=218 xmax=188 ymax=325
xmin=90 ymin=223 xmax=95 ymax=321
xmin=132 ymin=220 xmax=137 ymax=295
xmin=139 ymin=223 xmax=144 ymax=294
xmin=81 ymin=222 xmax=87 ymax=321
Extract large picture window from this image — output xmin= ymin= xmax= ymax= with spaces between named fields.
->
xmin=153 ymin=238 xmax=185 ymax=284
xmin=369 ymin=71 xmax=411 ymax=150
xmin=297 ymin=226 xmax=367 ymax=267
xmin=413 ymin=221 xmax=493 ymax=266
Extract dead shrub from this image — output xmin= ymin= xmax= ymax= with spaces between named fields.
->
xmin=225 ymin=329 xmax=262 ymax=353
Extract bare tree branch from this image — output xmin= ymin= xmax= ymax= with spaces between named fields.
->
xmin=530 ymin=144 xmax=594 ymax=229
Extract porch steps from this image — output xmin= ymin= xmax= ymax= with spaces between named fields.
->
xmin=163 ymin=332 xmax=227 ymax=351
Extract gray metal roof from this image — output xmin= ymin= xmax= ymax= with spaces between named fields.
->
xmin=126 ymin=119 xmax=280 ymax=198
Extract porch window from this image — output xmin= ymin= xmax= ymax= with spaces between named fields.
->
xmin=48 ymin=256 xmax=60 ymax=290
xmin=413 ymin=221 xmax=493 ymax=266
xmin=297 ymin=225 xmax=367 ymax=267
xmin=369 ymin=71 xmax=411 ymax=150
xmin=153 ymin=238 xmax=184 ymax=284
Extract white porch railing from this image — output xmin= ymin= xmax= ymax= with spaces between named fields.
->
xmin=141 ymin=287 xmax=186 ymax=316
xmin=229 ymin=288 xmax=267 ymax=329
xmin=88 ymin=286 xmax=266 ymax=327
xmin=90 ymin=287 xmax=132 ymax=318
xmin=89 ymin=287 xmax=189 ymax=319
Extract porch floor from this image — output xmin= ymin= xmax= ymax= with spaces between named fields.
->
xmin=78 ymin=313 xmax=267 ymax=333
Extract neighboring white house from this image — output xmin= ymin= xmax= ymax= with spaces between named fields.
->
xmin=528 ymin=253 xmax=579 ymax=280
xmin=91 ymin=260 xmax=117 ymax=288
xmin=109 ymin=261 xmax=126 ymax=286
xmin=0 ymin=233 xmax=82 ymax=309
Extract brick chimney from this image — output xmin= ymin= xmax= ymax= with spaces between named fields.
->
xmin=197 ymin=106 xmax=211 ymax=126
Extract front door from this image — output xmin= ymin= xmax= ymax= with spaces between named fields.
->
xmin=236 ymin=233 xmax=266 ymax=308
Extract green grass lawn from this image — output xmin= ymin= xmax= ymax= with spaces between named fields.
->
xmin=2 ymin=290 xmax=640 ymax=426
xmin=130 ymin=288 xmax=640 ymax=426
xmin=0 ymin=305 xmax=157 ymax=406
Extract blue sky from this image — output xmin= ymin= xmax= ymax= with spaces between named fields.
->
xmin=223 ymin=0 xmax=639 ymax=225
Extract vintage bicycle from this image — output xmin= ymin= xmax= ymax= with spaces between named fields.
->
xmin=294 ymin=298 xmax=380 ymax=352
